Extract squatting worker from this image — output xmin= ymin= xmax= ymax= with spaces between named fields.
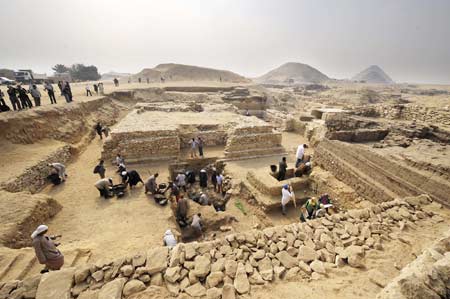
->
xmin=145 ymin=173 xmax=159 ymax=194
xmin=295 ymin=144 xmax=308 ymax=168
xmin=95 ymin=177 xmax=113 ymax=198
xmin=93 ymin=160 xmax=106 ymax=178
xmin=281 ymin=184 xmax=293 ymax=215
xmin=31 ymin=225 xmax=64 ymax=273
xmin=49 ymin=163 xmax=66 ymax=182
xmin=278 ymin=157 xmax=288 ymax=181
xmin=163 ymin=229 xmax=177 ymax=247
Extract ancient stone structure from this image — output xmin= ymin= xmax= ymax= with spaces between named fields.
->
xmin=0 ymin=196 xmax=440 ymax=299
xmin=102 ymin=108 xmax=285 ymax=163
xmin=314 ymin=139 xmax=450 ymax=207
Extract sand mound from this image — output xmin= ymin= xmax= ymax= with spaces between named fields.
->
xmin=0 ymin=191 xmax=61 ymax=248
xmin=133 ymin=63 xmax=249 ymax=83
xmin=352 ymin=65 xmax=395 ymax=84
xmin=256 ymin=62 xmax=329 ymax=84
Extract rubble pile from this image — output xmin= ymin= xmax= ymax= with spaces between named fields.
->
xmin=0 ymin=195 xmax=441 ymax=299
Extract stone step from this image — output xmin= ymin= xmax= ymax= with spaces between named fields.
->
xmin=0 ymin=253 xmax=20 ymax=282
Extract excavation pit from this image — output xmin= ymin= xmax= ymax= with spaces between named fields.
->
xmin=102 ymin=105 xmax=286 ymax=163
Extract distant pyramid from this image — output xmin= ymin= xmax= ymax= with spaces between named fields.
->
xmin=256 ymin=62 xmax=329 ymax=84
xmin=133 ymin=63 xmax=249 ymax=83
xmin=352 ymin=65 xmax=394 ymax=84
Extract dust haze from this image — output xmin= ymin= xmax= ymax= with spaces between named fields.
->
xmin=1 ymin=0 xmax=450 ymax=84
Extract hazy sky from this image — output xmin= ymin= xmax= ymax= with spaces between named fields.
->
xmin=1 ymin=0 xmax=450 ymax=84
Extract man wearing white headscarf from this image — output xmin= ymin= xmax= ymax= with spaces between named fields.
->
xmin=31 ymin=225 xmax=64 ymax=273
xmin=163 ymin=229 xmax=177 ymax=247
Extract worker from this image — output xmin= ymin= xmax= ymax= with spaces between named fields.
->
xmin=211 ymin=168 xmax=218 ymax=192
xmin=278 ymin=157 xmax=288 ymax=181
xmin=95 ymin=122 xmax=103 ymax=139
xmin=176 ymin=196 xmax=189 ymax=227
xmin=48 ymin=163 xmax=66 ymax=182
xmin=281 ymin=184 xmax=293 ymax=215
xmin=31 ymin=225 xmax=64 ymax=273
xmin=295 ymin=144 xmax=308 ymax=167
xmin=199 ymin=169 xmax=208 ymax=188
xmin=176 ymin=172 xmax=187 ymax=192
xmin=95 ymin=178 xmax=113 ymax=198
xmin=198 ymin=192 xmax=209 ymax=206
xmin=305 ymin=197 xmax=318 ymax=219
xmin=163 ymin=229 xmax=177 ymax=247
xmin=144 ymin=173 xmax=159 ymax=194
xmin=189 ymin=138 xmax=198 ymax=158
xmin=93 ymin=160 xmax=106 ymax=178
xmin=121 ymin=170 xmax=144 ymax=189
xmin=191 ymin=213 xmax=203 ymax=232
xmin=197 ymin=137 xmax=204 ymax=157
xmin=216 ymin=172 xmax=224 ymax=194
xmin=115 ymin=154 xmax=124 ymax=166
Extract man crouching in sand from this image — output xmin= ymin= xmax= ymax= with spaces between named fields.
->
xmin=31 ymin=225 xmax=64 ymax=273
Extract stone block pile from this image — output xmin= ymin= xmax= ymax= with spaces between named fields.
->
xmin=0 ymin=195 xmax=440 ymax=299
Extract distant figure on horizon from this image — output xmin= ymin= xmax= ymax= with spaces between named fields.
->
xmin=17 ymin=85 xmax=33 ymax=108
xmin=93 ymin=83 xmax=98 ymax=95
xmin=44 ymin=82 xmax=57 ymax=104
xmin=7 ymin=86 xmax=21 ymax=111
xmin=86 ymin=84 xmax=92 ymax=96
xmin=160 ymin=76 xmax=165 ymax=83
xmin=29 ymin=84 xmax=41 ymax=106
xmin=113 ymin=78 xmax=119 ymax=87
xmin=138 ymin=77 xmax=141 ymax=83
xmin=98 ymin=82 xmax=104 ymax=95
xmin=147 ymin=78 xmax=150 ymax=84
xmin=62 ymin=81 xmax=73 ymax=102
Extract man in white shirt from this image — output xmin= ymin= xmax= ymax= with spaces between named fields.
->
xmin=295 ymin=144 xmax=308 ymax=167
xmin=281 ymin=184 xmax=293 ymax=215
xmin=216 ymin=173 xmax=224 ymax=194
xmin=191 ymin=213 xmax=203 ymax=232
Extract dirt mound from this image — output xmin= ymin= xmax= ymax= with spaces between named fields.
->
xmin=256 ymin=62 xmax=329 ymax=85
xmin=0 ymin=191 xmax=61 ymax=248
xmin=0 ymin=97 xmax=126 ymax=144
xmin=134 ymin=63 xmax=250 ymax=83
xmin=352 ymin=65 xmax=395 ymax=84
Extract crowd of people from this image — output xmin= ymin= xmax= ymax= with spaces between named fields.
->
xmin=32 ymin=135 xmax=321 ymax=274
xmin=0 ymin=77 xmax=124 ymax=113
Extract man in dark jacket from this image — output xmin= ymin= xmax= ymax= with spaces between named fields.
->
xmin=7 ymin=86 xmax=21 ymax=111
xmin=44 ymin=82 xmax=57 ymax=104
xmin=17 ymin=86 xmax=33 ymax=108
xmin=277 ymin=157 xmax=288 ymax=181
xmin=93 ymin=160 xmax=106 ymax=178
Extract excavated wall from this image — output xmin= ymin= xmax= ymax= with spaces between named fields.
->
xmin=0 ymin=97 xmax=125 ymax=144
xmin=353 ymin=104 xmax=450 ymax=127
xmin=0 ymin=191 xmax=61 ymax=249
xmin=314 ymin=140 xmax=450 ymax=207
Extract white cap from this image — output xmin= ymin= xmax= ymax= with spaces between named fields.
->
xmin=121 ymin=171 xmax=127 ymax=176
xmin=31 ymin=225 xmax=48 ymax=239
